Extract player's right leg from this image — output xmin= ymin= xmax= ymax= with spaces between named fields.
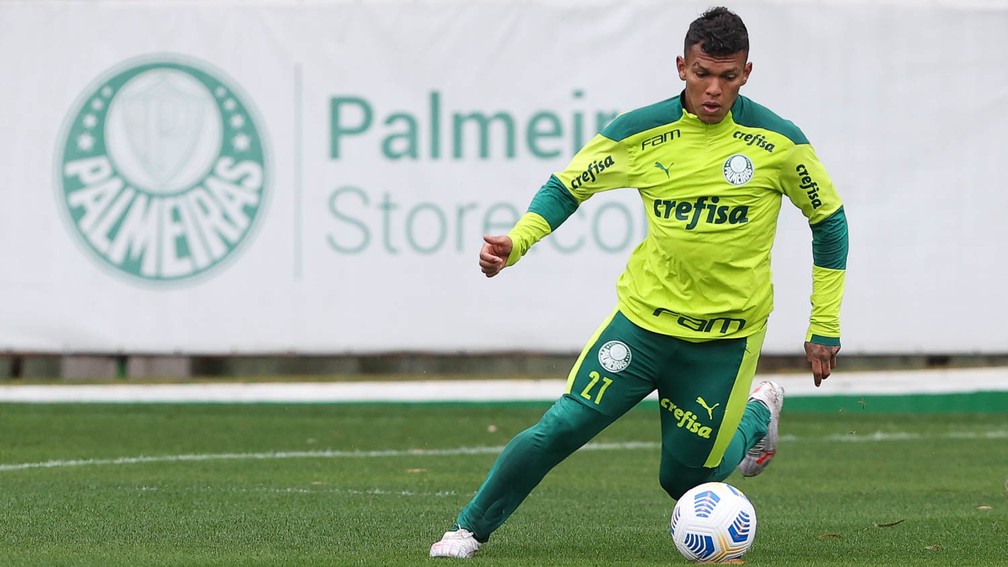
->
xmin=654 ymin=323 xmax=775 ymax=497
xmin=431 ymin=395 xmax=610 ymax=557
xmin=687 ymin=320 xmax=782 ymax=481
xmin=431 ymin=309 xmax=657 ymax=558
xmin=430 ymin=394 xmax=616 ymax=558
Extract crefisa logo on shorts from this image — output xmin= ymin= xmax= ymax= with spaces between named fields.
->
xmin=55 ymin=55 xmax=269 ymax=284
xmin=598 ymin=340 xmax=632 ymax=373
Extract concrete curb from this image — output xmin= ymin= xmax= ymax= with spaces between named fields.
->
xmin=0 ymin=367 xmax=1004 ymax=403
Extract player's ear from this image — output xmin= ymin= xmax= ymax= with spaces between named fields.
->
xmin=676 ymin=56 xmax=687 ymax=81
xmin=740 ymin=61 xmax=752 ymax=85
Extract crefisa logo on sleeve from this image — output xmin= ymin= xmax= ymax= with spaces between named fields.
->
xmin=55 ymin=55 xmax=269 ymax=284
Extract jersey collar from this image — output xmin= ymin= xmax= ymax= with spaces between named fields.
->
xmin=677 ymin=90 xmax=739 ymax=132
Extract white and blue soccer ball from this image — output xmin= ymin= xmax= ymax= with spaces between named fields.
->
xmin=670 ymin=482 xmax=757 ymax=563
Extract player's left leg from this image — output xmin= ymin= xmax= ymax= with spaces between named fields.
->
xmin=655 ymin=324 xmax=767 ymax=498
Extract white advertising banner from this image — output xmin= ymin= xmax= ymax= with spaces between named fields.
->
xmin=1 ymin=0 xmax=1006 ymax=354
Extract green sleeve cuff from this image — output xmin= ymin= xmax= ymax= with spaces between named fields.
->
xmin=807 ymin=334 xmax=841 ymax=347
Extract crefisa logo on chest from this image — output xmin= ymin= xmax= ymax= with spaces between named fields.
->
xmin=55 ymin=55 xmax=270 ymax=284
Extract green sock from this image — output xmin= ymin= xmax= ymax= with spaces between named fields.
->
xmin=707 ymin=399 xmax=770 ymax=481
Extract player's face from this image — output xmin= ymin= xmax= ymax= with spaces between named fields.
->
xmin=676 ymin=45 xmax=751 ymax=124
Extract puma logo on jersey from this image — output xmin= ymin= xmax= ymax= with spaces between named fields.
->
xmin=696 ymin=397 xmax=721 ymax=419
xmin=654 ymin=161 xmax=673 ymax=178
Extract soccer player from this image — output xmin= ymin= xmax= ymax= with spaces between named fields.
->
xmin=430 ymin=6 xmax=847 ymax=559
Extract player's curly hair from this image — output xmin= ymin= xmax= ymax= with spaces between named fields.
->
xmin=684 ymin=7 xmax=749 ymax=57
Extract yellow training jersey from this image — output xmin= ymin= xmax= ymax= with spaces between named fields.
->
xmin=507 ymin=93 xmax=848 ymax=345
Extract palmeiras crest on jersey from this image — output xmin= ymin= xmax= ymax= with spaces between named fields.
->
xmin=55 ymin=55 xmax=270 ymax=285
xmin=598 ymin=340 xmax=632 ymax=373
xmin=722 ymin=153 xmax=754 ymax=186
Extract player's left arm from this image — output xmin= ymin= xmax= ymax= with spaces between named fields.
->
xmin=781 ymin=143 xmax=849 ymax=386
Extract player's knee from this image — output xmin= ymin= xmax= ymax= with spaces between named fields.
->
xmin=659 ymin=468 xmax=691 ymax=500
xmin=659 ymin=457 xmax=711 ymax=500
xmin=530 ymin=396 xmax=603 ymax=454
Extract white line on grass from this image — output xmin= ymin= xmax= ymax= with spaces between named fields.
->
xmin=823 ymin=430 xmax=1008 ymax=442
xmin=0 ymin=446 xmax=502 ymax=472
xmin=0 ymin=441 xmax=654 ymax=473
xmin=0 ymin=432 xmax=1004 ymax=473
xmin=139 ymin=484 xmax=462 ymax=498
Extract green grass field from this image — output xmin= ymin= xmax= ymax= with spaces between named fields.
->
xmin=0 ymin=401 xmax=1005 ymax=566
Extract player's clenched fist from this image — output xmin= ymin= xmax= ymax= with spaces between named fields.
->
xmin=479 ymin=235 xmax=513 ymax=278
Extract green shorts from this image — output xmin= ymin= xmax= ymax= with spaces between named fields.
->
xmin=565 ymin=308 xmax=767 ymax=468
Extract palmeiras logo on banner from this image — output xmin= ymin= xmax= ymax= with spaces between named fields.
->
xmin=55 ymin=55 xmax=270 ymax=284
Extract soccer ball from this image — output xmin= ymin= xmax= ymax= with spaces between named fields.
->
xmin=670 ymin=482 xmax=757 ymax=563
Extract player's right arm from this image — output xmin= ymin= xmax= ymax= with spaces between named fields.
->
xmin=484 ymin=132 xmax=631 ymax=273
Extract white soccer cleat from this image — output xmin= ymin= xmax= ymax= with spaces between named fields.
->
xmin=429 ymin=528 xmax=481 ymax=558
xmin=737 ymin=380 xmax=785 ymax=478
